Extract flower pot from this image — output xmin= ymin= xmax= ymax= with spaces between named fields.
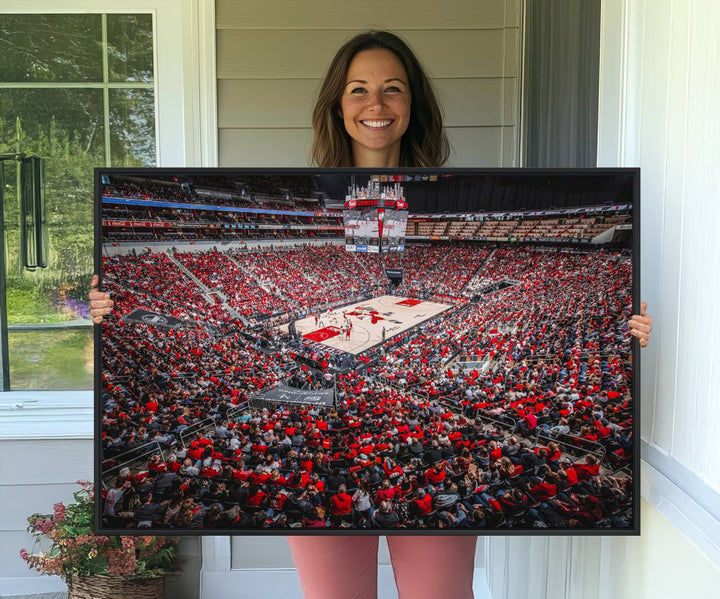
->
xmin=67 ymin=575 xmax=165 ymax=599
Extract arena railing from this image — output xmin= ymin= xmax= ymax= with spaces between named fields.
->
xmin=247 ymin=396 xmax=333 ymax=413
xmin=102 ymin=403 xmax=248 ymax=487
xmin=534 ymin=431 xmax=606 ymax=465
xmin=378 ymin=373 xmax=430 ymax=404
xmin=438 ymin=396 xmax=464 ymax=412
xmin=102 ymin=440 xmax=166 ymax=489
xmin=178 ymin=419 xmax=215 ymax=447
xmin=441 ymin=350 xmax=462 ymax=367
xmin=436 ymin=396 xmax=518 ymax=440
xmin=179 ymin=400 xmax=251 ymax=447
xmin=462 ymin=407 xmax=518 ymax=434
xmin=405 ymin=380 xmax=431 ymax=396
xmin=456 ymin=354 xmax=488 ymax=364
xmin=226 ymin=402 xmax=249 ymax=420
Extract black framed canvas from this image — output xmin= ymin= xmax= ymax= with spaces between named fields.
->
xmin=95 ymin=168 xmax=640 ymax=536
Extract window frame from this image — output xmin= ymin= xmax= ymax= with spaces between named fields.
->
xmin=0 ymin=0 xmax=217 ymax=425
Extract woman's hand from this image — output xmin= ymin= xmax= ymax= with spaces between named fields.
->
xmin=89 ymin=274 xmax=114 ymax=324
xmin=628 ymin=301 xmax=653 ymax=348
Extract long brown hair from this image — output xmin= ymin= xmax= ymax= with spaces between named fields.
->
xmin=311 ymin=30 xmax=449 ymax=168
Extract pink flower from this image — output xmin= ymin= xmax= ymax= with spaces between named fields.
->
xmin=75 ymin=480 xmax=95 ymax=500
xmin=121 ymin=536 xmax=135 ymax=550
xmin=22 ymin=481 xmax=180 ymax=580
xmin=43 ymin=556 xmax=64 ymax=576
xmin=34 ymin=518 xmax=54 ymax=535
xmin=53 ymin=503 xmax=66 ymax=522
xmin=107 ymin=547 xmax=137 ymax=576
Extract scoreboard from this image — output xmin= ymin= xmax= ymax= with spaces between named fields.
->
xmin=343 ymin=181 xmax=408 ymax=253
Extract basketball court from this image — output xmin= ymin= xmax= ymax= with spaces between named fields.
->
xmin=277 ymin=295 xmax=453 ymax=355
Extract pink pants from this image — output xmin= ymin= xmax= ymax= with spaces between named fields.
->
xmin=287 ymin=535 xmax=477 ymax=599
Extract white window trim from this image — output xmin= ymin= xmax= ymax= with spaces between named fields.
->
xmin=0 ymin=390 xmax=93 ymax=440
xmin=641 ymin=443 xmax=720 ymax=568
xmin=0 ymin=0 xmax=217 ymax=431
xmin=0 ymin=0 xmax=218 ymax=167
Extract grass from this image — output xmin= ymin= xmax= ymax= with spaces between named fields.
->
xmin=6 ymin=286 xmax=70 ymax=325
xmin=8 ymin=328 xmax=94 ymax=390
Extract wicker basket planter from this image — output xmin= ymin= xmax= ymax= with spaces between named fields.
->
xmin=22 ymin=484 xmax=181 ymax=597
xmin=67 ymin=575 xmax=165 ymax=599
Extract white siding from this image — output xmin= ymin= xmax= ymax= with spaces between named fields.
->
xmin=0 ymin=437 xmax=93 ymax=590
xmin=598 ymin=0 xmax=720 ymax=492
xmin=0 ymin=433 xmax=201 ymax=599
xmin=216 ymin=0 xmax=522 ymax=167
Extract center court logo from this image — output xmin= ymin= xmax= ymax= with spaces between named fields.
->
xmin=347 ymin=306 xmax=384 ymax=322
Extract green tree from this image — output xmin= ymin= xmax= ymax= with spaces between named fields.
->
xmin=1 ymin=13 xmax=155 ymax=326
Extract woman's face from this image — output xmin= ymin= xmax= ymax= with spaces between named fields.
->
xmin=340 ymin=48 xmax=411 ymax=167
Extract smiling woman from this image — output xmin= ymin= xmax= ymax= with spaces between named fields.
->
xmin=340 ymin=48 xmax=412 ymax=167
xmin=311 ymin=30 xmax=449 ymax=168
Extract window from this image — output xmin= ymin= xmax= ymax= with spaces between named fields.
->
xmin=0 ymin=13 xmax=156 ymax=390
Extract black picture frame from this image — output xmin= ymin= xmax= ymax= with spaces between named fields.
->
xmin=94 ymin=167 xmax=640 ymax=537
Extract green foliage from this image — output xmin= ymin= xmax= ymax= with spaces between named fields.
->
xmin=1 ymin=107 xmax=99 ymax=320
xmin=5 ymin=283 xmax=64 ymax=324
xmin=8 ymin=328 xmax=93 ymax=390
xmin=0 ymin=15 xmax=103 ymax=83
xmin=1 ymin=12 xmax=155 ymax=333
xmin=20 ymin=482 xmax=182 ymax=583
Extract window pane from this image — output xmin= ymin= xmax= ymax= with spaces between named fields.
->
xmin=0 ymin=88 xmax=106 ymax=165
xmin=107 ymin=14 xmax=154 ymax=83
xmin=1 ymin=88 xmax=104 ymax=280
xmin=110 ymin=88 xmax=156 ymax=166
xmin=1 ymin=13 xmax=157 ymax=390
xmin=8 ymin=329 xmax=94 ymax=390
xmin=1 ymin=89 xmax=102 ymax=390
xmin=0 ymin=14 xmax=103 ymax=82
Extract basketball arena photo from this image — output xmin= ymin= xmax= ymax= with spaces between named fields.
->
xmin=97 ymin=169 xmax=637 ymax=534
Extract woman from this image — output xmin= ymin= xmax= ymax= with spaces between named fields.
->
xmin=89 ymin=29 xmax=652 ymax=599
xmin=351 ymin=478 xmax=375 ymax=528
xmin=310 ymin=31 xmax=447 ymax=168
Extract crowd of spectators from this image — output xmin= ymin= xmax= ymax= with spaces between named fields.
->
xmin=191 ymin=174 xmax=318 ymax=200
xmin=101 ymin=178 xmax=629 ymax=249
xmin=102 ymin=365 xmax=632 ymax=530
xmin=100 ymin=240 xmax=634 ymax=531
xmin=102 ymin=199 xmax=344 ymax=244
xmin=103 ymin=176 xmax=327 ymax=215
